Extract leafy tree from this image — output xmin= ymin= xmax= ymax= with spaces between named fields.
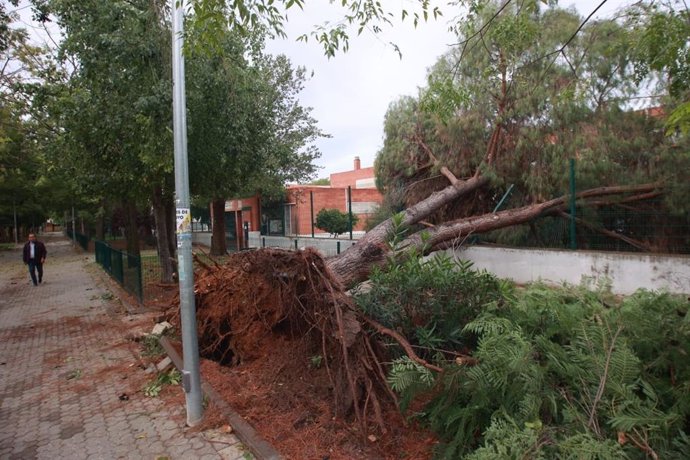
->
xmin=186 ymin=0 xmax=446 ymax=57
xmin=314 ymin=208 xmax=358 ymax=237
xmin=186 ymin=26 xmax=323 ymax=255
xmin=373 ymin=0 xmax=688 ymax=251
xmin=0 ymin=102 xmax=48 ymax=240
xmin=308 ymin=178 xmax=330 ymax=186
xmin=46 ymin=0 xmax=175 ymax=270
xmin=0 ymin=0 xmax=56 ymax=240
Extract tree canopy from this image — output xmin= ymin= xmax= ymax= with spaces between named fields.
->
xmin=373 ymin=0 xmax=689 ymax=248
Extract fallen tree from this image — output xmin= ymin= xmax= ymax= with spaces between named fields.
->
xmin=170 ymin=174 xmax=664 ymax=443
xmin=326 ymin=171 xmax=663 ymax=287
xmin=164 ymin=2 xmax=687 ymax=453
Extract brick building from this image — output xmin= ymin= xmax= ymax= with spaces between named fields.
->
xmin=330 ymin=156 xmax=376 ymax=188
xmin=213 ymin=157 xmax=383 ymax=246
xmin=285 ymin=156 xmax=383 ymax=236
xmin=207 ymin=195 xmax=261 ymax=250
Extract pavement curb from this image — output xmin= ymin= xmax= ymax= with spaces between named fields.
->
xmin=159 ymin=336 xmax=283 ymax=460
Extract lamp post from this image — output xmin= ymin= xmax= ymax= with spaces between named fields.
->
xmin=172 ymin=0 xmax=203 ymax=426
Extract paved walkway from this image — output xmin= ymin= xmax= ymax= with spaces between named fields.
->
xmin=0 ymin=233 xmax=247 ymax=460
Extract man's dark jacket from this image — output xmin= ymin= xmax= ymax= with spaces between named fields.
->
xmin=22 ymin=240 xmax=47 ymax=264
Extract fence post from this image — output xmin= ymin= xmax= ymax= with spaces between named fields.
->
xmin=262 ymin=237 xmax=265 ymax=248
xmin=310 ymin=191 xmax=315 ymax=238
xmin=337 ymin=241 xmax=341 ymax=254
xmin=493 ymin=184 xmax=514 ymax=213
xmin=569 ymin=158 xmax=577 ymax=250
xmin=136 ymin=254 xmax=143 ymax=302
xmin=348 ymin=186 xmax=353 ymax=240
xmin=71 ymin=206 xmax=76 ymax=246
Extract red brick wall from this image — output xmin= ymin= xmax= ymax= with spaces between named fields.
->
xmin=223 ymin=196 xmax=261 ymax=232
xmin=286 ymin=186 xmax=382 ymax=235
xmin=330 ymin=166 xmax=376 ymax=188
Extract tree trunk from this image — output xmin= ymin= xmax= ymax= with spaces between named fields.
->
xmin=211 ymin=198 xmax=227 ymax=256
xmin=123 ymin=199 xmax=141 ymax=258
xmin=152 ymin=186 xmax=175 ymax=283
xmin=326 ymin=182 xmax=662 ymax=287
xmin=327 ymin=174 xmax=489 ymax=285
xmin=95 ymin=210 xmax=105 ymax=241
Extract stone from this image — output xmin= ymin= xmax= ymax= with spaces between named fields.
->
xmin=151 ymin=321 xmax=173 ymax=336
xmin=156 ymin=357 xmax=173 ymax=372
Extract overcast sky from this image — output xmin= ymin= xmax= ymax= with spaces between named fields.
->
xmin=265 ymin=0 xmax=632 ymax=178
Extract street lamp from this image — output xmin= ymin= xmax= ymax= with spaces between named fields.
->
xmin=171 ymin=0 xmax=203 ymax=426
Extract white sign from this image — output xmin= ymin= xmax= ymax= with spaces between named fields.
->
xmin=176 ymin=208 xmax=191 ymax=234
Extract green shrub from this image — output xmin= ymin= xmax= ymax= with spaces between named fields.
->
xmin=356 ymin=255 xmax=690 ymax=459
xmin=314 ymin=208 xmax=358 ymax=236
xmin=355 ymin=253 xmax=510 ymax=360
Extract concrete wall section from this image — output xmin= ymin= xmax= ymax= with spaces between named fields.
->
xmin=197 ymin=233 xmax=690 ymax=295
xmin=249 ymin=233 xmax=358 ymax=257
xmin=192 ymin=232 xmax=212 ymax=247
xmin=450 ymin=247 xmax=690 ymax=295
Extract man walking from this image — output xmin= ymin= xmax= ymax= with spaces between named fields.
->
xmin=22 ymin=233 xmax=47 ymax=286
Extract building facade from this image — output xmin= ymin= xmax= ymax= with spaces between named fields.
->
xmin=212 ymin=157 xmax=383 ymax=247
xmin=284 ymin=156 xmax=382 ymax=236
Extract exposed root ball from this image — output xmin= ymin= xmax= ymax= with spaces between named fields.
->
xmin=192 ymin=248 xmax=341 ymax=363
xmin=169 ymin=248 xmax=396 ymax=431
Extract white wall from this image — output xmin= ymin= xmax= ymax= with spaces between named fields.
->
xmin=192 ymin=232 xmax=212 ymax=247
xmin=249 ymin=232 xmax=357 ymax=256
xmin=448 ymin=247 xmax=690 ymax=295
xmin=202 ymin=233 xmax=690 ymax=295
xmin=194 ymin=231 xmax=358 ymax=255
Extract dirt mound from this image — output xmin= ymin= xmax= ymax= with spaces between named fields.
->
xmin=167 ymin=248 xmax=436 ymax=458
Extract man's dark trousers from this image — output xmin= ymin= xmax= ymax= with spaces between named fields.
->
xmin=28 ymin=259 xmax=43 ymax=286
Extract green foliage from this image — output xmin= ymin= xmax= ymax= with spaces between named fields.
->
xmin=141 ymin=334 xmax=165 ymax=358
xmin=666 ymin=101 xmax=690 ymax=136
xmin=388 ymin=356 xmax=435 ymax=392
xmin=357 ymin=254 xmax=690 ymax=459
xmin=0 ymin=101 xmax=49 ymax=233
xmin=188 ymin=0 xmax=447 ymax=58
xmin=355 ymin=252 xmax=507 ymax=362
xmin=631 ymin=3 xmax=690 ymax=98
xmin=187 ymin=32 xmax=323 ymax=202
xmin=309 ymin=354 xmax=323 ymax=369
xmin=314 ymin=208 xmax=358 ymax=236
xmin=143 ymin=369 xmax=182 ymax=398
xmin=307 ymin=178 xmax=330 ymax=186
xmin=374 ymin=0 xmax=689 ymax=246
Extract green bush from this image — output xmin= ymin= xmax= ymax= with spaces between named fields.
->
xmin=355 ymin=256 xmax=690 ymax=459
xmin=314 ymin=208 xmax=358 ymax=236
xmin=355 ymin=253 xmax=509 ymax=359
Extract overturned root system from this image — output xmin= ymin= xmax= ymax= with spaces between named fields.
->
xmin=169 ymin=248 xmax=400 ymax=434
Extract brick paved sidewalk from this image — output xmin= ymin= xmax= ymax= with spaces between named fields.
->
xmin=0 ymin=233 xmax=247 ymax=460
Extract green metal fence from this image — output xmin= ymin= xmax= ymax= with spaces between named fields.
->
xmin=65 ymin=230 xmax=90 ymax=251
xmin=480 ymin=161 xmax=690 ymax=254
xmin=95 ymin=240 xmax=143 ymax=301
